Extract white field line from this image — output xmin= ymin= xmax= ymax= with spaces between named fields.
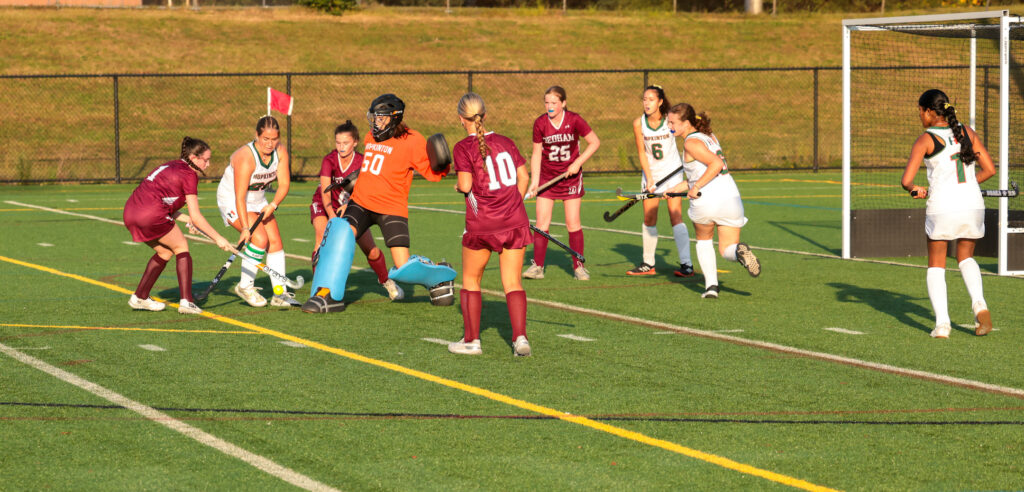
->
xmin=420 ymin=337 xmax=452 ymax=346
xmin=823 ymin=328 xmax=865 ymax=335
xmin=557 ymin=334 xmax=595 ymax=342
xmin=408 ymin=204 xmax=1018 ymax=277
xmin=279 ymin=341 xmax=308 ymax=348
xmin=37 ymin=243 xmax=54 ymax=247
xmin=13 ymin=199 xmax=1024 ymax=399
xmin=138 ymin=344 xmax=166 ymax=351
xmin=478 ymin=287 xmax=1024 ymax=400
xmin=0 ymin=342 xmax=339 ymax=492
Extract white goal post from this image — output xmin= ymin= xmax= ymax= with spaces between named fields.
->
xmin=842 ymin=10 xmax=1024 ymax=276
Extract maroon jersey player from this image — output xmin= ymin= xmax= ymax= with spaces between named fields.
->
xmin=448 ymin=93 xmax=533 ymax=357
xmin=123 ymin=137 xmax=234 ymax=315
xmin=309 ymin=121 xmax=403 ymax=300
xmin=523 ymin=85 xmax=600 ymax=281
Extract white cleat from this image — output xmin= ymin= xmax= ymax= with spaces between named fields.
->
xmin=270 ymin=291 xmax=302 ymax=308
xmin=702 ymin=285 xmax=719 ymax=299
xmin=573 ymin=265 xmax=590 ymax=281
xmin=178 ymin=299 xmax=202 ymax=315
xmin=522 ymin=261 xmax=545 ymax=279
xmin=930 ymin=323 xmax=952 ymax=339
xmin=234 ymin=284 xmax=267 ymax=307
xmin=382 ymin=279 xmax=404 ymax=301
xmin=973 ymin=300 xmax=992 ymax=336
xmin=735 ymin=242 xmax=761 ymax=277
xmin=513 ymin=335 xmax=532 ymax=357
xmin=129 ymin=294 xmax=165 ymax=312
xmin=448 ymin=338 xmax=482 ymax=355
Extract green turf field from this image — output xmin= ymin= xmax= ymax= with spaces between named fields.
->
xmin=2 ymin=171 xmax=1023 ymax=491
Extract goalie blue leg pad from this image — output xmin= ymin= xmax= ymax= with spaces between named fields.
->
xmin=311 ymin=218 xmax=356 ymax=301
xmin=388 ymin=255 xmax=457 ymax=287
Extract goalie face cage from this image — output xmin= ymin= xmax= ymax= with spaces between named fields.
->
xmin=842 ymin=10 xmax=1024 ymax=276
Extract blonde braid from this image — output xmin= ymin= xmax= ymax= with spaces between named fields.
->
xmin=473 ymin=115 xmax=489 ymax=161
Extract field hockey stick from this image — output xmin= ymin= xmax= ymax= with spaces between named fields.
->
xmin=195 ymin=211 xmax=266 ymax=302
xmin=530 ymin=225 xmax=585 ymax=264
xmin=615 ymin=187 xmax=700 ymax=201
xmin=602 ymin=164 xmax=686 ymax=223
xmin=194 ymin=227 xmax=305 ymax=290
xmin=524 ymin=171 xmax=570 ymax=200
xmin=980 ymin=180 xmax=1019 ymax=197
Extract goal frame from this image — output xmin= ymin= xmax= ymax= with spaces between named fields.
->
xmin=842 ymin=10 xmax=1021 ymax=275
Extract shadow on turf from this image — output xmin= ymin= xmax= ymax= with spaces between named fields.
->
xmin=827 ymin=282 xmax=934 ymax=334
xmin=766 ymin=220 xmax=840 ymax=255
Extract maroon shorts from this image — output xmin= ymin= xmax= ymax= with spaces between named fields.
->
xmin=462 ymin=226 xmax=533 ymax=252
xmin=310 ymin=195 xmax=345 ymax=223
xmin=538 ymin=171 xmax=585 ymax=200
xmin=123 ymin=207 xmax=174 ymax=243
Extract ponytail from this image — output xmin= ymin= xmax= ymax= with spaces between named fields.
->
xmin=668 ymin=103 xmax=712 ymax=135
xmin=919 ymin=89 xmax=976 ymax=165
xmin=180 ymin=136 xmax=210 ymax=174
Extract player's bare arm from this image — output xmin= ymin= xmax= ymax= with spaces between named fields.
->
xmin=901 ymin=133 xmax=933 ymax=198
xmin=633 ymin=117 xmax=654 ymax=192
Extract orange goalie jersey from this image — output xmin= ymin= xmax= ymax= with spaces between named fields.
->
xmin=350 ymin=128 xmax=449 ymax=218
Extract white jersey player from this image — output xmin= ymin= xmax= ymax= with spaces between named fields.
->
xmin=667 ymin=102 xmax=760 ymax=299
xmin=901 ymin=89 xmax=996 ymax=339
xmin=626 ymin=86 xmax=693 ymax=278
xmin=216 ymin=115 xmax=299 ymax=309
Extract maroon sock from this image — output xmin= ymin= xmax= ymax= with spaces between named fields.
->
xmin=533 ymin=230 xmax=549 ymax=267
xmin=569 ymin=229 xmax=585 ymax=270
xmin=135 ymin=254 xmax=168 ymax=299
xmin=506 ymin=290 xmax=527 ymax=339
xmin=367 ymin=250 xmax=389 ymax=284
xmin=176 ymin=252 xmax=193 ymax=302
xmin=460 ymin=289 xmax=482 ymax=342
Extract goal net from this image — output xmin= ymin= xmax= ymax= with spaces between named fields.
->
xmin=842 ymin=10 xmax=1024 ymax=275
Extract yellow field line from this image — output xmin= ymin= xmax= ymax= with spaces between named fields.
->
xmin=0 ymin=254 xmax=836 ymax=492
xmin=0 ymin=323 xmax=258 ymax=335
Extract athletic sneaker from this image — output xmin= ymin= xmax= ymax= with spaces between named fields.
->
xmin=674 ymin=263 xmax=695 ymax=278
xmin=973 ymin=300 xmax=993 ymax=336
xmin=381 ymin=279 xmax=404 ymax=301
xmin=627 ymin=263 xmax=656 ymax=276
xmin=930 ymin=323 xmax=952 ymax=339
xmin=270 ymin=291 xmax=302 ymax=308
xmin=522 ymin=260 xmax=545 ymax=279
xmin=448 ymin=338 xmax=482 ymax=355
xmin=129 ymin=294 xmax=165 ymax=312
xmin=702 ymin=285 xmax=719 ymax=299
xmin=735 ymin=242 xmax=761 ymax=277
xmin=234 ymin=284 xmax=267 ymax=307
xmin=513 ymin=335 xmax=532 ymax=357
xmin=573 ymin=265 xmax=590 ymax=281
xmin=301 ymin=294 xmax=346 ymax=313
xmin=177 ymin=299 xmax=202 ymax=315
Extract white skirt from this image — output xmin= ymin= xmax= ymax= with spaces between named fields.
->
xmin=925 ymin=209 xmax=985 ymax=240
xmin=216 ymin=187 xmax=268 ymax=227
xmin=688 ymin=195 xmax=748 ymax=228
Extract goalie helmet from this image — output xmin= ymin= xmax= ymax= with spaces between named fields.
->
xmin=367 ymin=93 xmax=405 ymax=142
xmin=428 ymin=260 xmax=455 ymax=306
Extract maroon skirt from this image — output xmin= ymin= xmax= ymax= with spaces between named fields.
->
xmin=462 ymin=225 xmax=533 ymax=252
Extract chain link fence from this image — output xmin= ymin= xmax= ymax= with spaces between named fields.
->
xmin=0 ymin=68 xmax=842 ymax=183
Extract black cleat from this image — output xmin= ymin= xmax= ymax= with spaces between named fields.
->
xmin=702 ymin=285 xmax=719 ymax=299
xmin=301 ymin=295 xmax=346 ymax=313
xmin=674 ymin=263 xmax=695 ymax=278
xmin=735 ymin=243 xmax=760 ymax=277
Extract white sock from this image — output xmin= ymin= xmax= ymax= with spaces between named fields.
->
xmin=696 ymin=240 xmax=717 ymax=288
xmin=958 ymin=258 xmax=985 ymax=307
xmin=239 ymin=244 xmax=266 ymax=289
xmin=642 ymin=225 xmax=658 ymax=266
xmin=927 ymin=267 xmax=950 ymax=326
xmin=267 ymin=250 xmax=286 ymax=294
xmin=722 ymin=243 xmax=738 ymax=262
xmin=672 ymin=223 xmax=692 ymax=265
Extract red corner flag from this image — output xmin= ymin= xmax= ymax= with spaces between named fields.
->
xmin=267 ymin=87 xmax=293 ymax=116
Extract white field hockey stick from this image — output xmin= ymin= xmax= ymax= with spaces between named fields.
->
xmin=192 ymin=227 xmax=304 ymax=290
xmin=615 ymin=187 xmax=700 ymax=201
xmin=912 ymin=181 xmax=1019 ymax=198
xmin=524 ymin=171 xmax=569 ymax=200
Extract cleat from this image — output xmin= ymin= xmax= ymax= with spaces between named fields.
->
xmin=973 ymin=300 xmax=992 ymax=336
xmin=448 ymin=338 xmax=482 ymax=355
xmin=674 ymin=263 xmax=695 ymax=278
xmin=129 ymin=294 xmax=165 ymax=312
xmin=522 ymin=260 xmax=545 ymax=279
xmin=930 ymin=323 xmax=951 ymax=339
xmin=702 ymin=285 xmax=719 ymax=299
xmin=513 ymin=335 xmax=532 ymax=357
xmin=381 ymin=279 xmax=404 ymax=301
xmin=270 ymin=291 xmax=302 ymax=308
xmin=301 ymin=294 xmax=346 ymax=313
xmin=735 ymin=242 xmax=760 ymax=277
xmin=234 ymin=284 xmax=267 ymax=307
xmin=573 ymin=265 xmax=590 ymax=281
xmin=177 ymin=299 xmax=202 ymax=315
xmin=627 ymin=263 xmax=656 ymax=276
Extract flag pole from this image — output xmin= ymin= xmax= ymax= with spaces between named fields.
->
xmin=266 ymin=87 xmax=271 ymax=116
